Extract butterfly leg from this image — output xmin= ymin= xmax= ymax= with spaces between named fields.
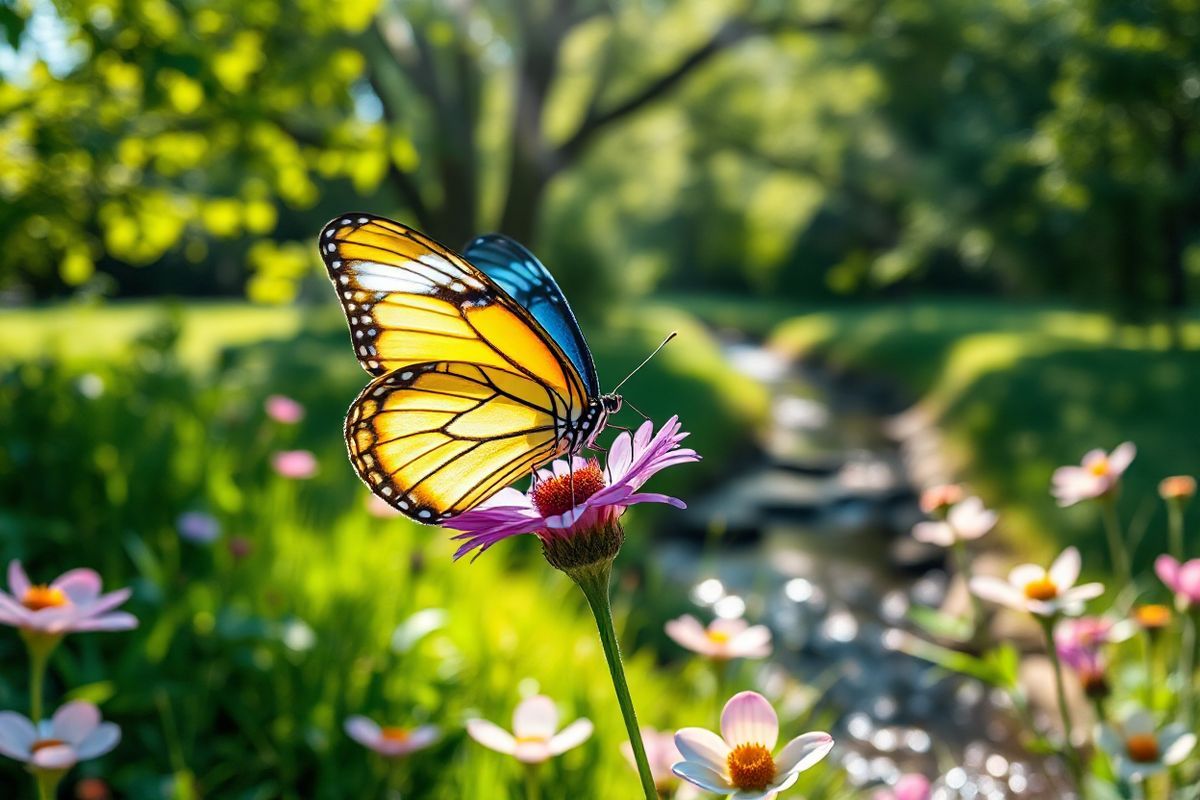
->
xmin=621 ymin=398 xmax=651 ymax=421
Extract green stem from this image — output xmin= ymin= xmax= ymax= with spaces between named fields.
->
xmin=954 ymin=541 xmax=985 ymax=635
xmin=34 ymin=771 xmax=62 ymax=800
xmin=1041 ymin=618 xmax=1085 ymax=796
xmin=572 ymin=561 xmax=658 ymax=800
xmin=21 ymin=632 xmax=61 ymax=724
xmin=1100 ymin=497 xmax=1131 ymax=587
xmin=1183 ymin=611 xmax=1197 ymax=728
xmin=524 ymin=763 xmax=541 ymax=800
xmin=1167 ymin=504 xmax=1184 ymax=562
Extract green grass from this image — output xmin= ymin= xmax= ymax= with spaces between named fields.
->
xmin=751 ymin=299 xmax=1200 ymax=571
xmin=0 ymin=300 xmax=801 ymax=799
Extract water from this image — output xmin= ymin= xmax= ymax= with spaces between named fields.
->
xmin=655 ymin=336 xmax=1069 ymax=799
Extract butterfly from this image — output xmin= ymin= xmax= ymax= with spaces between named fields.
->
xmin=319 ymin=213 xmax=622 ymax=524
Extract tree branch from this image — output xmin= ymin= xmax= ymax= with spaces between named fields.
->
xmin=557 ymin=15 xmax=845 ymax=165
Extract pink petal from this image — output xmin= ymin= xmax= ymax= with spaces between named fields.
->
xmin=1178 ymin=561 xmax=1200 ymax=601
xmin=75 ymin=722 xmax=120 ymax=760
xmin=1108 ymin=442 xmax=1136 ymax=475
xmin=0 ymin=593 xmax=32 ymax=625
xmin=895 ymin=774 xmax=933 ymax=800
xmin=548 ymin=719 xmax=593 ymax=754
xmin=7 ymin=561 xmax=30 ymax=598
xmin=50 ymin=701 xmax=100 ymax=745
xmin=674 ymin=727 xmax=731 ymax=774
xmin=344 ymin=716 xmax=381 ymax=748
xmin=403 ymin=725 xmax=440 ymax=753
xmin=31 ymin=743 xmax=77 ymax=770
xmin=729 ymin=625 xmax=773 ymax=659
xmin=720 ymin=691 xmax=778 ymax=750
xmin=512 ymin=696 xmax=558 ymax=741
xmin=67 ymin=612 xmax=139 ymax=632
xmin=466 ymin=719 xmax=517 ymax=756
xmin=665 ymin=616 xmax=716 ymax=655
xmin=513 ymin=740 xmax=553 ymax=763
xmin=1156 ymin=555 xmax=1182 ymax=593
xmin=774 ymin=732 xmax=834 ymax=776
xmin=51 ymin=569 xmax=103 ymax=605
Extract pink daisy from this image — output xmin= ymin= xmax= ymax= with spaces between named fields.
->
xmin=1051 ymin=442 xmax=1135 ymax=507
xmin=0 ymin=701 xmax=120 ymax=773
xmin=1155 ymin=555 xmax=1200 ymax=610
xmin=665 ymin=615 xmax=773 ymax=660
xmin=265 ymin=394 xmax=305 ymax=424
xmin=0 ymin=561 xmax=137 ymax=636
xmin=272 ymin=450 xmax=318 ymax=480
xmin=344 ymin=716 xmax=439 ymax=757
xmin=449 ymin=417 xmax=699 ymax=560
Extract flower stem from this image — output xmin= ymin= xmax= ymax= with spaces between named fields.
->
xmin=525 ymin=764 xmax=541 ymax=800
xmin=1041 ymin=618 xmax=1084 ymax=795
xmin=1100 ymin=497 xmax=1131 ymax=587
xmin=34 ymin=771 xmax=62 ymax=800
xmin=22 ymin=633 xmax=60 ymax=724
xmin=572 ymin=561 xmax=658 ymax=800
xmin=1167 ymin=504 xmax=1185 ymax=562
xmin=953 ymin=541 xmax=985 ymax=635
xmin=1182 ymin=611 xmax=1197 ymax=728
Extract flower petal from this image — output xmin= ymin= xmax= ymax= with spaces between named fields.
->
xmin=665 ymin=616 xmax=713 ymax=654
xmin=674 ymin=727 xmax=731 ymax=774
xmin=344 ymin=716 xmax=381 ymax=748
xmin=52 ymin=568 xmax=103 ymax=605
xmin=672 ymin=761 xmax=735 ymax=793
xmin=1108 ymin=442 xmax=1136 ymax=475
xmin=969 ymin=576 xmax=1026 ymax=611
xmin=75 ymin=722 xmax=120 ymax=760
xmin=729 ymin=625 xmax=772 ymax=658
xmin=912 ymin=521 xmax=954 ymax=547
xmin=1048 ymin=547 xmax=1081 ymax=590
xmin=720 ymin=692 xmax=778 ymax=750
xmin=774 ymin=732 xmax=834 ymax=776
xmin=1156 ymin=555 xmax=1181 ymax=592
xmin=1123 ymin=711 xmax=1156 ymax=736
xmin=51 ymin=701 xmax=100 ymax=745
xmin=0 ymin=711 xmax=36 ymax=759
xmin=1008 ymin=564 xmax=1045 ymax=588
xmin=548 ymin=719 xmax=593 ymax=755
xmin=7 ymin=561 xmax=30 ymax=598
xmin=1159 ymin=726 xmax=1196 ymax=766
xmin=67 ymin=612 xmax=140 ymax=632
xmin=31 ymin=743 xmax=77 ymax=770
xmin=512 ymin=695 xmax=558 ymax=741
xmin=466 ymin=719 xmax=517 ymax=755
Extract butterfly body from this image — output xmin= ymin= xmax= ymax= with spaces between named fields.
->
xmin=320 ymin=213 xmax=615 ymax=524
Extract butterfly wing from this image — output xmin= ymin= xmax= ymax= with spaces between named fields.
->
xmin=463 ymin=234 xmax=600 ymax=397
xmin=345 ymin=361 xmax=572 ymax=522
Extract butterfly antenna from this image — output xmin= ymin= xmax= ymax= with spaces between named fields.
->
xmin=610 ymin=331 xmax=677 ymax=394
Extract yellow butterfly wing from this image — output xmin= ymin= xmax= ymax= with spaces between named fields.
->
xmin=320 ymin=213 xmax=599 ymax=522
xmin=345 ymin=361 xmax=568 ymax=522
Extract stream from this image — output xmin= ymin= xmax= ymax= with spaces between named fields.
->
xmin=655 ymin=336 xmax=1070 ymax=800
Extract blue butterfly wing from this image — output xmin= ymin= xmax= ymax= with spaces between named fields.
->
xmin=463 ymin=234 xmax=601 ymax=397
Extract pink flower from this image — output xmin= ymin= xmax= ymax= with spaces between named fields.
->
xmin=673 ymin=691 xmax=833 ymax=799
xmin=0 ymin=562 xmax=137 ymax=636
xmin=0 ymin=702 xmax=120 ymax=773
xmin=344 ymin=716 xmax=439 ymax=757
xmin=621 ymin=728 xmax=700 ymax=798
xmin=918 ymin=484 xmax=965 ymax=516
xmin=874 ymin=774 xmax=932 ymax=800
xmin=272 ymin=450 xmax=318 ymax=479
xmin=912 ymin=496 xmax=997 ymax=547
xmin=1054 ymin=616 xmax=1133 ymax=662
xmin=1051 ymin=442 xmax=1135 ymax=506
xmin=466 ymin=695 xmax=593 ymax=764
xmin=969 ymin=547 xmax=1104 ymax=618
xmin=1155 ymin=555 xmax=1200 ymax=610
xmin=665 ymin=615 xmax=772 ymax=660
xmin=449 ymin=417 xmax=699 ymax=560
xmin=265 ymin=394 xmax=305 ymax=424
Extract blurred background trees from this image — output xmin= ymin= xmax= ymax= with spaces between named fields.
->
xmin=1 ymin=0 xmax=1197 ymax=322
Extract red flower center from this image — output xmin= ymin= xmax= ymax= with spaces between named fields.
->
xmin=531 ymin=461 xmax=606 ymax=518
xmin=1125 ymin=733 xmax=1159 ymax=763
xmin=31 ymin=738 xmax=66 ymax=753
xmin=22 ymin=585 xmax=68 ymax=611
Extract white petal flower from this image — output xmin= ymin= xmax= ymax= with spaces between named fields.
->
xmin=969 ymin=547 xmax=1104 ymax=618
xmin=467 ymin=695 xmax=591 ymax=765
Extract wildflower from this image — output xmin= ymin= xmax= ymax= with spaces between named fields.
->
xmin=344 ymin=715 xmax=439 ymax=757
xmin=621 ymin=728 xmax=699 ymax=798
xmin=665 ymin=615 xmax=772 ymax=661
xmin=1097 ymin=711 xmax=1195 ymax=783
xmin=0 ymin=561 xmax=137 ymax=637
xmin=918 ymin=484 xmax=965 ymax=517
xmin=673 ymin=691 xmax=833 ymax=799
xmin=272 ymin=450 xmax=318 ymax=479
xmin=466 ymin=695 xmax=592 ymax=764
xmin=912 ymin=496 xmax=997 ymax=547
xmin=1054 ymin=616 xmax=1134 ymax=655
xmin=265 ymin=394 xmax=305 ymax=424
xmin=449 ymin=417 xmax=699 ymax=564
xmin=873 ymin=774 xmax=932 ymax=800
xmin=1051 ymin=442 xmax=1135 ymax=507
xmin=969 ymin=547 xmax=1103 ymax=618
xmin=176 ymin=511 xmax=221 ymax=545
xmin=0 ymin=701 xmax=120 ymax=773
xmin=1132 ymin=604 xmax=1172 ymax=632
xmin=1154 ymin=555 xmax=1200 ymax=611
xmin=1158 ymin=475 xmax=1195 ymax=503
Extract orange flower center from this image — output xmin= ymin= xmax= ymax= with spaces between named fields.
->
xmin=1125 ymin=733 xmax=1160 ymax=763
xmin=707 ymin=629 xmax=732 ymax=645
xmin=1160 ymin=476 xmax=1196 ymax=500
xmin=1135 ymin=604 xmax=1171 ymax=630
xmin=1023 ymin=577 xmax=1058 ymax=601
xmin=727 ymin=743 xmax=776 ymax=791
xmin=531 ymin=461 xmax=606 ymax=518
xmin=31 ymin=738 xmax=66 ymax=753
xmin=22 ymin=585 xmax=68 ymax=611
xmin=380 ymin=727 xmax=410 ymax=743
xmin=1088 ymin=457 xmax=1111 ymax=477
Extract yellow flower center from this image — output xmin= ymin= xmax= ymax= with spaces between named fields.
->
xmin=380 ymin=727 xmax=410 ymax=743
xmin=1134 ymin=604 xmax=1171 ymax=630
xmin=22 ymin=585 xmax=68 ymax=611
xmin=30 ymin=738 xmax=66 ymax=753
xmin=515 ymin=734 xmax=549 ymax=745
xmin=707 ymin=630 xmax=732 ymax=645
xmin=727 ymin=743 xmax=776 ymax=791
xmin=1023 ymin=577 xmax=1058 ymax=601
xmin=1125 ymin=733 xmax=1160 ymax=763
xmin=1089 ymin=457 xmax=1110 ymax=477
